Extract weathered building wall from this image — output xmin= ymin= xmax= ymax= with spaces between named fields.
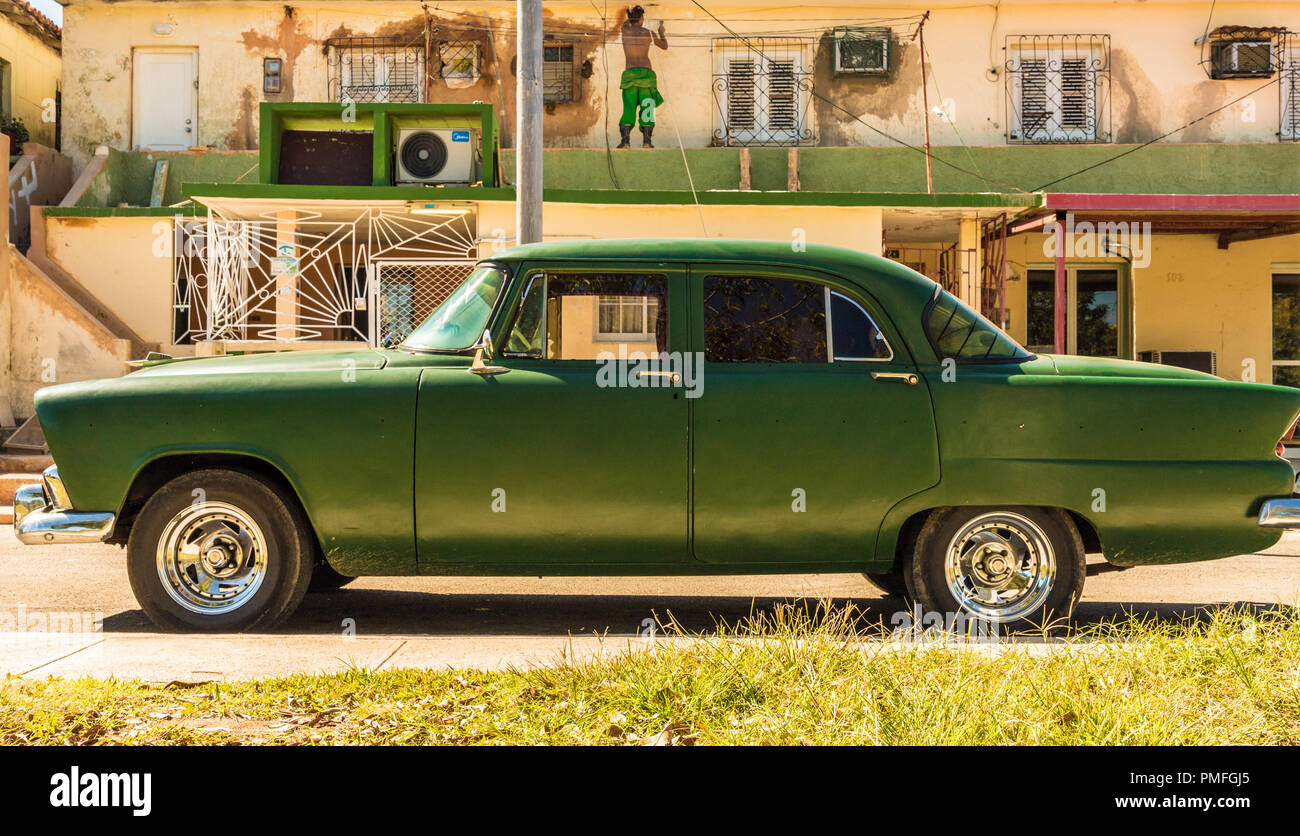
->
xmin=60 ymin=1 xmax=1300 ymax=165
xmin=0 ymin=9 xmax=60 ymax=147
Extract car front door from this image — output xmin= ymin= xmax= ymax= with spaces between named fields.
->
xmin=689 ymin=263 xmax=940 ymax=566
xmin=414 ymin=262 xmax=690 ymax=568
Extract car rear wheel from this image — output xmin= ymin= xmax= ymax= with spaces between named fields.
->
xmin=908 ymin=507 xmax=1085 ymax=631
xmin=126 ymin=469 xmax=315 ymax=632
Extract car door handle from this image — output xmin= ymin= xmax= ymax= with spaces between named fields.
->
xmin=636 ymin=370 xmax=681 ymax=384
xmin=871 ymin=372 xmax=918 ymax=385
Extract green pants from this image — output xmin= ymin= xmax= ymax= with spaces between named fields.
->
xmin=619 ymin=68 xmax=663 ymax=126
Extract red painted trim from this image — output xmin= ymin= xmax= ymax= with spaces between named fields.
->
xmin=1054 ymin=211 xmax=1067 ymax=355
xmin=1044 ymin=193 xmax=1300 ymax=212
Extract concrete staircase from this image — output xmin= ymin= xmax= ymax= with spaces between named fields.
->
xmin=0 ymin=454 xmax=54 ymax=525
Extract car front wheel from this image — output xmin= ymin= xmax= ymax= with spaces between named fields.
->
xmin=126 ymin=468 xmax=315 ymax=632
xmin=908 ymin=507 xmax=1085 ymax=631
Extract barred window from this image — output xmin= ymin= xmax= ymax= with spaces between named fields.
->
xmin=327 ymin=37 xmax=425 ymax=103
xmin=439 ymin=41 xmax=481 ymax=80
xmin=712 ymin=38 xmax=813 ymax=146
xmin=1283 ymin=42 xmax=1300 ymax=141
xmin=1006 ymin=35 xmax=1110 ymax=144
xmin=543 ymin=44 xmax=576 ymax=104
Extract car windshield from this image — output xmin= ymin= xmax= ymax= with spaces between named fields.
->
xmin=402 ymin=265 xmax=507 ymax=351
xmin=924 ymin=289 xmax=1032 ymax=362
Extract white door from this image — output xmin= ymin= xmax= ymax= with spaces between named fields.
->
xmin=133 ymin=49 xmax=198 ymax=150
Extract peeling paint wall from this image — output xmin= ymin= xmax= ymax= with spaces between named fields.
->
xmin=61 ymin=1 xmax=1300 ymax=167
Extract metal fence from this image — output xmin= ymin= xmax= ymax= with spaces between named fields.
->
xmin=375 ymin=261 xmax=478 ymax=348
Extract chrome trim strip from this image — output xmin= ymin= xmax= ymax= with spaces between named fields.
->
xmin=15 ymin=508 xmax=116 ymax=545
xmin=41 ymin=465 xmax=71 ymax=511
xmin=12 ymin=484 xmax=45 ymax=526
xmin=1258 ymin=497 xmax=1300 ymax=528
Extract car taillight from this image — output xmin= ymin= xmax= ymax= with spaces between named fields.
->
xmin=1278 ymin=417 xmax=1299 ymax=458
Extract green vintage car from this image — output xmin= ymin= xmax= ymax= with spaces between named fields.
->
xmin=14 ymin=240 xmax=1300 ymax=631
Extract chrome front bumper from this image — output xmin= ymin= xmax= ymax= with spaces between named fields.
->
xmin=13 ymin=466 xmax=116 ymax=545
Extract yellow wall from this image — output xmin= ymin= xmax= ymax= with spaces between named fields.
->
xmin=0 ymin=13 xmax=60 ymax=147
xmin=1001 ymin=230 xmax=1300 ymax=383
xmin=476 ymin=201 xmax=884 ymax=258
xmin=60 ymin=1 xmax=1300 ymax=164
xmin=43 ymin=214 xmax=183 ymax=353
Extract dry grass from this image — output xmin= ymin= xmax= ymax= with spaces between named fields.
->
xmin=2 ymin=605 xmax=1298 ymax=745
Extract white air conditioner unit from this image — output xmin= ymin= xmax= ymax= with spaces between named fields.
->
xmin=834 ymin=27 xmax=890 ymax=75
xmin=394 ymin=128 xmax=479 ymax=185
xmin=1210 ymin=40 xmax=1274 ymax=78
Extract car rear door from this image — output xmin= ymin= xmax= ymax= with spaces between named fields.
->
xmin=689 ymin=262 xmax=940 ymax=566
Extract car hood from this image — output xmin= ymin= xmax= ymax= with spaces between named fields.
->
xmin=126 ymin=348 xmax=389 ymax=378
xmin=1018 ymin=353 xmax=1219 ymax=381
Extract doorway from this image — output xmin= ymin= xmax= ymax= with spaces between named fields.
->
xmin=132 ymin=48 xmax=199 ymax=150
xmin=1025 ymin=266 xmax=1129 ymax=358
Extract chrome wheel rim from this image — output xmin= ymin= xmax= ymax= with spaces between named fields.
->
xmin=943 ymin=512 xmax=1056 ymax=623
xmin=156 ymin=502 xmax=268 ymax=615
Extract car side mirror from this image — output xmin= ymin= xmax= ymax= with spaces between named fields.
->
xmin=468 ymin=329 xmax=510 ymax=377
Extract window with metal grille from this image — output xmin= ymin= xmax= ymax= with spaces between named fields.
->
xmin=1283 ymin=43 xmax=1300 ymax=140
xmin=327 ymin=37 xmax=426 ymax=103
xmin=543 ymin=44 xmax=576 ymax=103
xmin=1006 ymin=35 xmax=1110 ymax=143
xmin=440 ymin=41 xmax=481 ymax=80
xmin=712 ymin=38 xmax=813 ymax=146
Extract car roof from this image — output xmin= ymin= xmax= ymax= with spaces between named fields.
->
xmin=489 ymin=238 xmax=935 ymax=290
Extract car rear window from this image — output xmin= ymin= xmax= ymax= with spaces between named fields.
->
xmin=924 ymin=289 xmax=1031 ymax=362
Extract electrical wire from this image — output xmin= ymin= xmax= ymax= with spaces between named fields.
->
xmin=686 ymin=0 xmax=1029 ymax=192
xmin=1032 ymin=74 xmax=1280 ymax=191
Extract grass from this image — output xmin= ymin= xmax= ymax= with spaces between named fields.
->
xmin=2 ymin=605 xmax=1298 ymax=745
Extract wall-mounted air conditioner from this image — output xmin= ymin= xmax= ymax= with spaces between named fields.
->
xmin=394 ymin=128 xmax=479 ymax=185
xmin=1138 ymin=350 xmax=1218 ymax=376
xmin=834 ymin=27 xmax=891 ymax=75
xmin=1210 ymin=41 xmax=1274 ymax=78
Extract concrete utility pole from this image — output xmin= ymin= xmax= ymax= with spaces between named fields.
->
xmin=516 ymin=0 xmax=543 ymax=244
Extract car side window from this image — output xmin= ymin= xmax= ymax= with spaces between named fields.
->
xmin=704 ymin=276 xmax=827 ymax=362
xmin=504 ymin=273 xmax=667 ymax=360
xmin=830 ymin=291 xmax=892 ymax=361
xmin=703 ymin=275 xmax=891 ymax=363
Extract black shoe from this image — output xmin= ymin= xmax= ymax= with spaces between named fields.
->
xmin=640 ymin=126 xmax=654 ymax=148
xmin=616 ymin=125 xmax=632 ymax=149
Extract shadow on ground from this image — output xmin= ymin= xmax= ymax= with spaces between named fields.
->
xmin=98 ymin=589 xmax=1296 ymax=638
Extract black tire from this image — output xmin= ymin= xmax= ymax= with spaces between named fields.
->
xmin=863 ymin=566 xmax=909 ymax=598
xmin=908 ymin=506 xmax=1085 ymax=632
xmin=308 ymin=560 xmax=357 ymax=593
xmin=126 ymin=468 xmax=315 ymax=632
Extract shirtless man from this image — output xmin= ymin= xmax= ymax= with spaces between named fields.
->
xmin=617 ymin=6 xmax=668 ymax=148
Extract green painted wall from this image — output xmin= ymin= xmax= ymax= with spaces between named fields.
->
xmin=71 ymin=141 xmax=1300 ymax=208
xmin=499 ymin=143 xmax=1300 ymax=195
xmin=76 ymin=148 xmax=259 ymax=208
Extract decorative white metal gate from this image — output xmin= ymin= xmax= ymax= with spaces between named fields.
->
xmin=373 ymin=261 xmax=478 ymax=347
xmin=173 ymin=208 xmax=479 ymax=345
